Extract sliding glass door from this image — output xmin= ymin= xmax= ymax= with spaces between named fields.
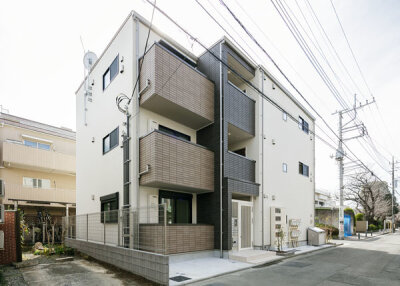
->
xmin=159 ymin=190 xmax=192 ymax=224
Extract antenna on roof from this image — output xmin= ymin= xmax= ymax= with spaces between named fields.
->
xmin=81 ymin=35 xmax=98 ymax=126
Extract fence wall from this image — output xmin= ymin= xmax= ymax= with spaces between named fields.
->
xmin=64 ymin=205 xmax=166 ymax=254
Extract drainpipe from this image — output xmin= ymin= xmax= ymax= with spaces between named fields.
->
xmin=261 ymin=68 xmax=265 ymax=250
xmin=219 ymin=41 xmax=225 ymax=259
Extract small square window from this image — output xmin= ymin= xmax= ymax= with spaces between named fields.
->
xmin=103 ymin=127 xmax=119 ymax=155
xmin=299 ymin=162 xmax=309 ymax=177
xmin=282 ymin=163 xmax=288 ymax=173
xmin=103 ymin=55 xmax=119 ymax=90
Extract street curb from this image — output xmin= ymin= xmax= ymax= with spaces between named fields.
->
xmin=182 ymin=244 xmax=340 ymax=285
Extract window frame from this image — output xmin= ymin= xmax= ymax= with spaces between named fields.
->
xmin=103 ymin=127 xmax=119 ymax=155
xmin=158 ymin=125 xmax=191 ymax=142
xmin=282 ymin=163 xmax=288 ymax=173
xmin=298 ymin=116 xmax=309 ymax=134
xmin=100 ymin=192 xmax=119 ymax=223
xmin=159 ymin=190 xmax=192 ymax=224
xmin=298 ymin=162 xmax=309 ymax=177
xmin=282 ymin=111 xmax=287 ymax=121
xmin=103 ymin=55 xmax=119 ymax=90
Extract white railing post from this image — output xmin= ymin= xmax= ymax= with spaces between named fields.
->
xmin=103 ymin=211 xmax=106 ymax=245
xmin=118 ymin=209 xmax=121 ymax=247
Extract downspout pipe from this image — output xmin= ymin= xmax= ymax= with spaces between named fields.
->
xmin=261 ymin=68 xmax=265 ymax=250
xmin=219 ymin=40 xmax=225 ymax=259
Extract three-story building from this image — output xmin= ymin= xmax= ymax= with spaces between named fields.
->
xmin=75 ymin=11 xmax=315 ymax=256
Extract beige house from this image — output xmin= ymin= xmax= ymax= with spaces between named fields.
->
xmin=0 ymin=112 xmax=75 ymax=243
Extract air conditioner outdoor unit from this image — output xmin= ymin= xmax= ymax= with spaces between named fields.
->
xmin=0 ymin=180 xmax=4 ymax=197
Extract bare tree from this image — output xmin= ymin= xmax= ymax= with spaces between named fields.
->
xmin=344 ymin=172 xmax=396 ymax=223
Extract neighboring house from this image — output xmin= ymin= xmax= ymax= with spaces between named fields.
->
xmin=75 ymin=11 xmax=315 ymax=257
xmin=315 ymin=190 xmax=338 ymax=208
xmin=0 ymin=112 xmax=76 ymax=244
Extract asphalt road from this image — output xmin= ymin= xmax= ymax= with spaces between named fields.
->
xmin=193 ymin=233 xmax=400 ymax=286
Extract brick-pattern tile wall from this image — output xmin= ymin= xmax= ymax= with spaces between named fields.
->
xmin=140 ymin=43 xmax=214 ymax=128
xmin=139 ymin=224 xmax=214 ymax=255
xmin=0 ymin=211 xmax=19 ymax=264
xmin=139 ymin=131 xmax=214 ymax=192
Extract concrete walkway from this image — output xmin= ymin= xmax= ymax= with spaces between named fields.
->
xmin=169 ymin=244 xmax=336 ymax=285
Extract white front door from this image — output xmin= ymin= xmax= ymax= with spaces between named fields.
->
xmin=232 ymin=199 xmax=253 ymax=251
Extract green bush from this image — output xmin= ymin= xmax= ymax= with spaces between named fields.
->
xmin=355 ymin=213 xmax=364 ymax=221
xmin=315 ymin=223 xmax=339 ymax=236
xmin=369 ymin=224 xmax=378 ymax=231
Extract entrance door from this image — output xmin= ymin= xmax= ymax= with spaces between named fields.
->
xmin=232 ymin=200 xmax=253 ymax=251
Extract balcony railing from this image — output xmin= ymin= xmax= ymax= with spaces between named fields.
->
xmin=139 ymin=43 xmax=214 ymax=129
xmin=2 ymin=141 xmax=75 ymax=174
xmin=225 ymin=151 xmax=256 ymax=183
xmin=139 ymin=130 xmax=214 ymax=193
xmin=4 ymin=183 xmax=75 ymax=204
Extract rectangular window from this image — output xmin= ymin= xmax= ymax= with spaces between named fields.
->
xmin=298 ymin=116 xmax=309 ymax=134
xmin=159 ymin=190 xmax=192 ymax=224
xmin=38 ymin=142 xmax=51 ymax=150
xmin=159 ymin=125 xmax=191 ymax=142
xmin=103 ymin=55 xmax=119 ymax=90
xmin=282 ymin=163 xmax=288 ymax=173
xmin=100 ymin=192 xmax=119 ymax=223
xmin=299 ymin=162 xmax=309 ymax=177
xmin=23 ymin=177 xmax=51 ymax=189
xmin=103 ymin=127 xmax=119 ymax=154
xmin=24 ymin=140 xmax=37 ymax=148
xmin=24 ymin=140 xmax=51 ymax=151
xmin=282 ymin=112 xmax=287 ymax=121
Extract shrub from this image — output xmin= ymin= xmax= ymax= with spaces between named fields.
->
xmin=369 ymin=224 xmax=378 ymax=231
xmin=355 ymin=213 xmax=364 ymax=221
xmin=315 ymin=223 xmax=339 ymax=236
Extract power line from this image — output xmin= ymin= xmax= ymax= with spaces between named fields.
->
xmin=329 ymin=0 xmax=373 ymax=96
xmin=216 ymin=0 xmax=387 ymax=183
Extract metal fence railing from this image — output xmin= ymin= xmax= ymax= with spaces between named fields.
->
xmin=63 ymin=204 xmax=167 ymax=254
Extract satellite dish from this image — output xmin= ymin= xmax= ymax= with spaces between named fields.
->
xmin=83 ymin=51 xmax=98 ymax=70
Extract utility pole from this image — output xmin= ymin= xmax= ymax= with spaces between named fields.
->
xmin=392 ymin=156 xmax=395 ymax=233
xmin=333 ymin=95 xmax=375 ymax=239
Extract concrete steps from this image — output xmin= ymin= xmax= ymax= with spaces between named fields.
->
xmin=229 ymin=250 xmax=276 ymax=264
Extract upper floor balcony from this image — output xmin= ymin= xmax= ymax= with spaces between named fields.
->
xmin=139 ymin=130 xmax=214 ymax=193
xmin=139 ymin=43 xmax=214 ymax=130
xmin=2 ymin=141 xmax=75 ymax=175
xmin=4 ymin=182 xmax=75 ymax=205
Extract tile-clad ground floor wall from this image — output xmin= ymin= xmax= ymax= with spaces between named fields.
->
xmin=0 ymin=211 xmax=21 ymax=264
xmin=65 ymin=238 xmax=169 ymax=285
xmin=139 ymin=224 xmax=214 ymax=254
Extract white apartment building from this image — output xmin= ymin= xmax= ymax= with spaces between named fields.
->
xmin=74 ymin=11 xmax=315 ymax=258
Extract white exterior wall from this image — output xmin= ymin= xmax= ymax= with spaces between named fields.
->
xmin=76 ymin=16 xmax=135 ymax=215
xmin=76 ymin=14 xmax=199 ymax=225
xmin=252 ymin=68 xmax=315 ymax=247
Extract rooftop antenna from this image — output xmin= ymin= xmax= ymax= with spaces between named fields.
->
xmin=81 ymin=36 xmax=98 ymax=126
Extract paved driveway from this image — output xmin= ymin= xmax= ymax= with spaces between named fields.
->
xmin=192 ymin=233 xmax=400 ymax=286
xmin=4 ymin=257 xmax=155 ymax=286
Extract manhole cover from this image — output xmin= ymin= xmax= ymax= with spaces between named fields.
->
xmin=281 ymin=261 xmax=311 ymax=268
xmin=170 ymin=275 xmax=192 ymax=282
